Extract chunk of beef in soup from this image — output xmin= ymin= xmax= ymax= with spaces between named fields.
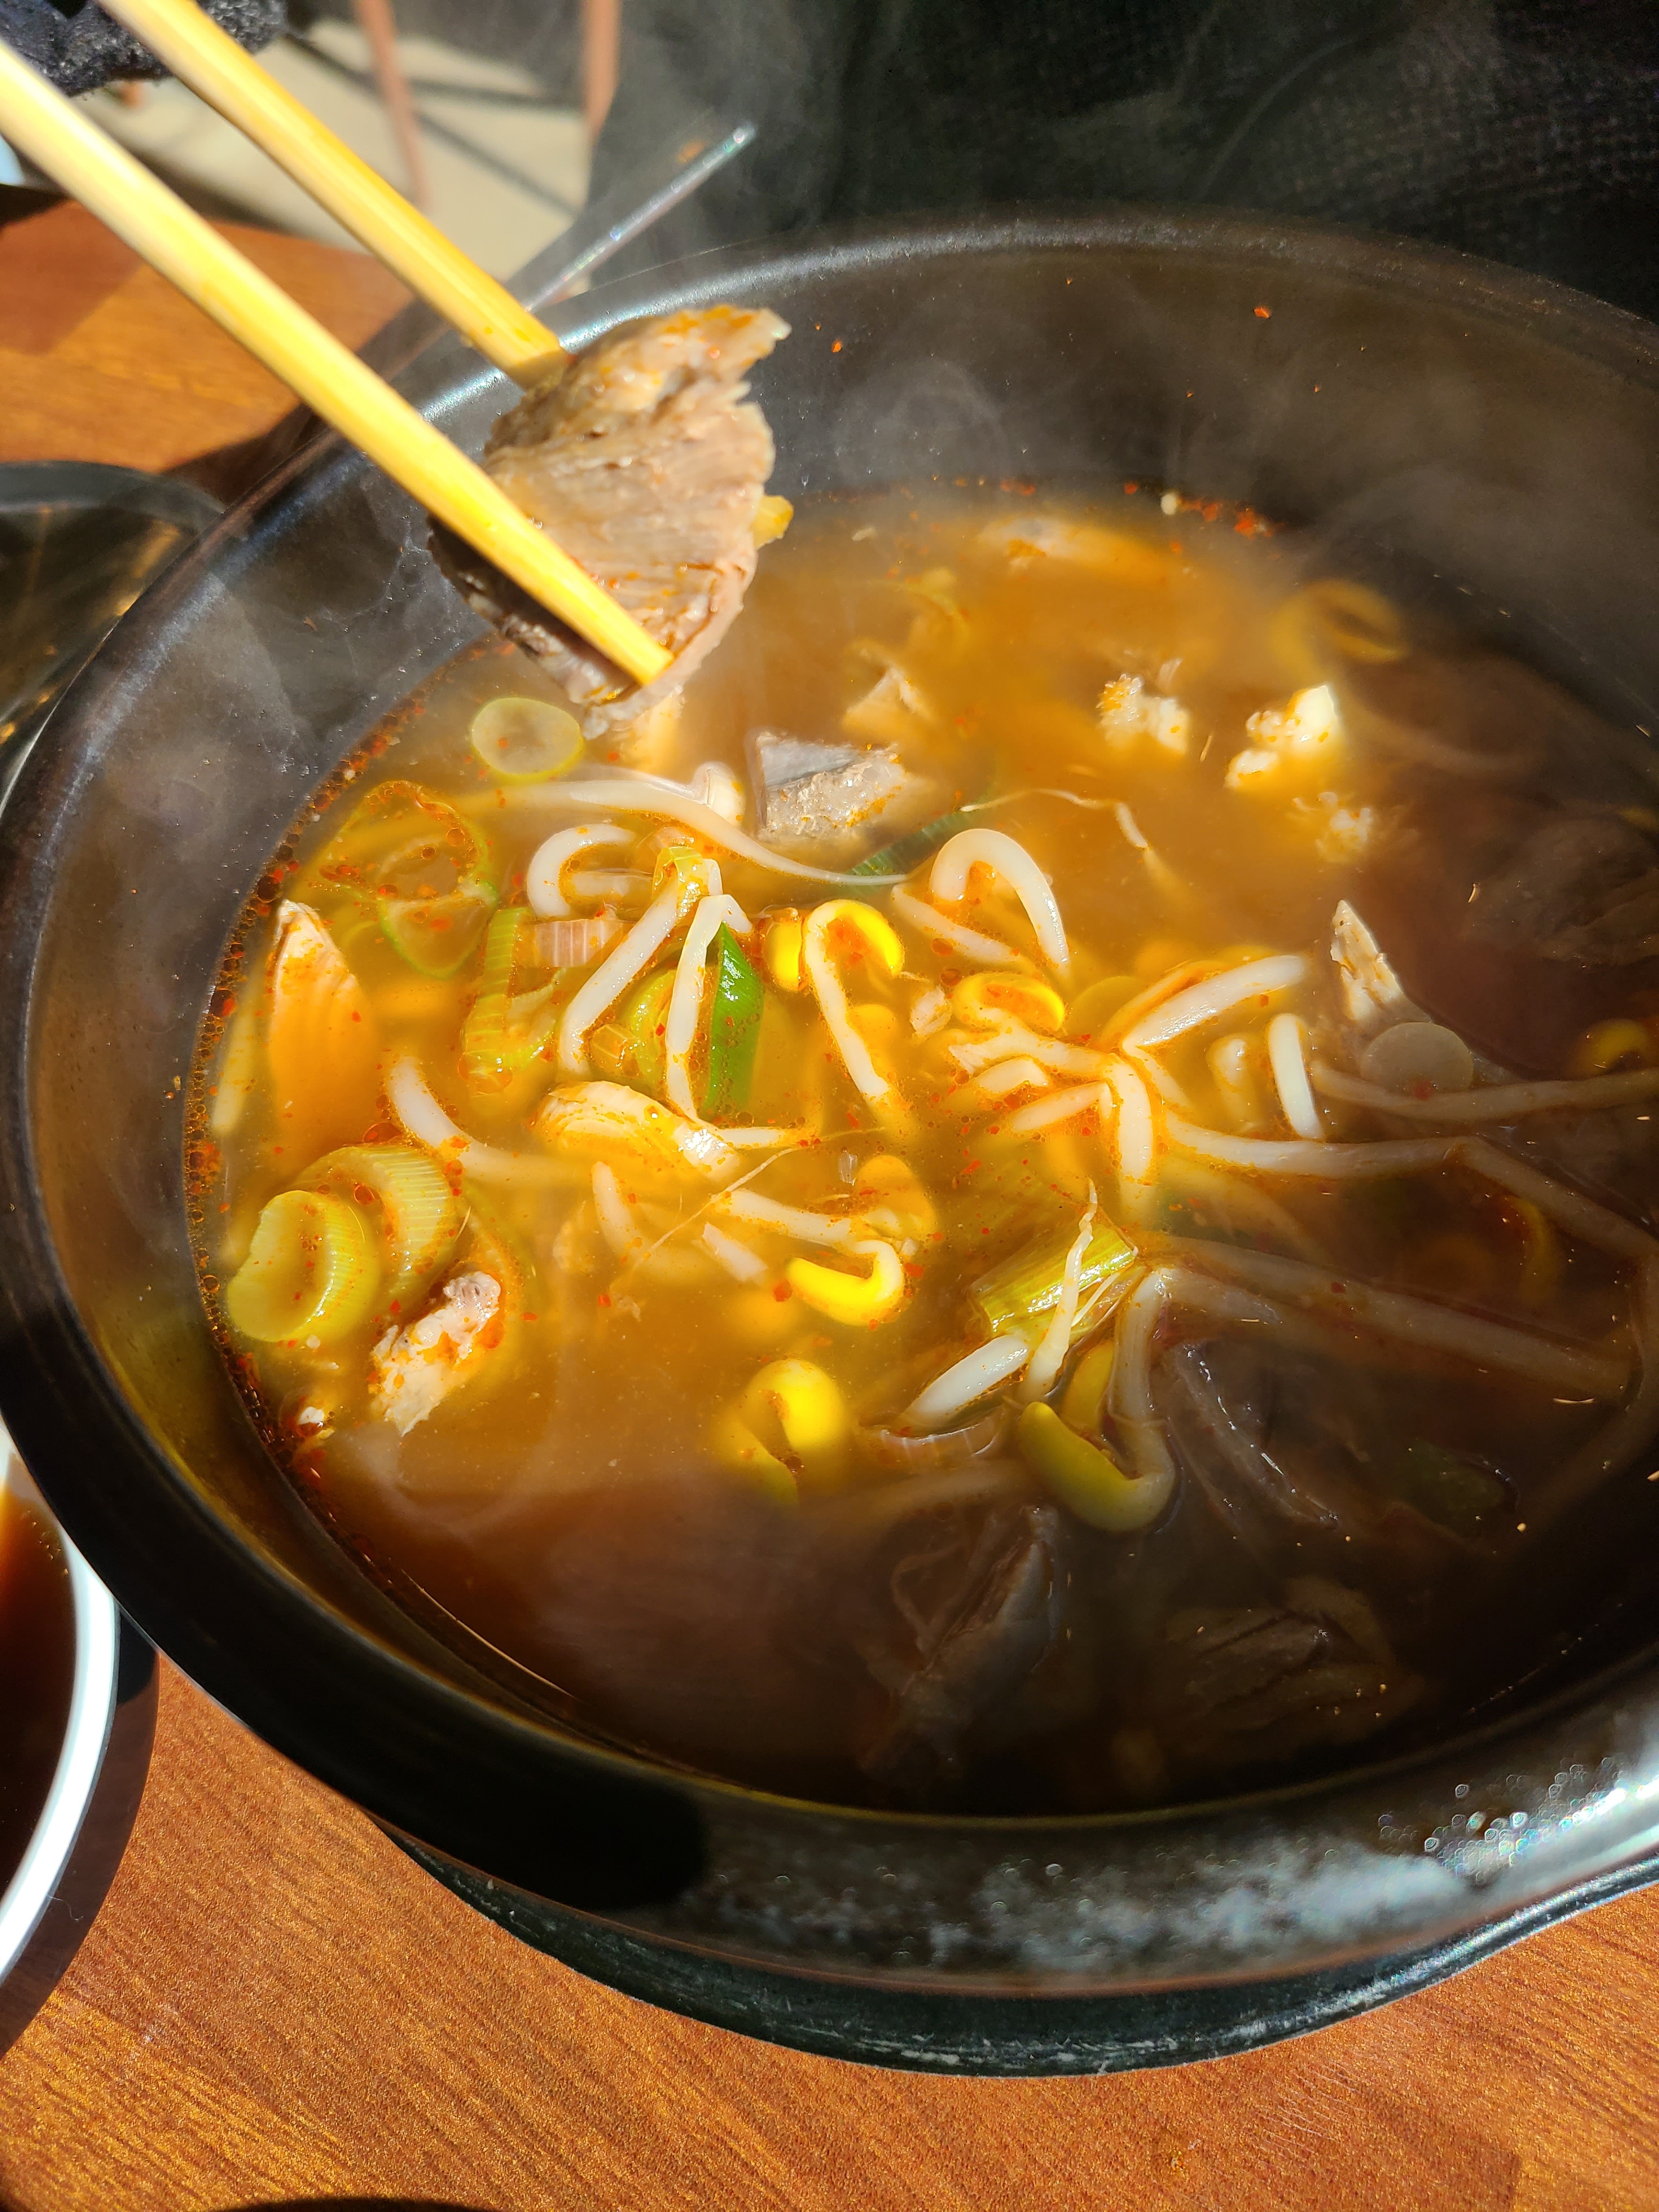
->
xmin=432 ymin=307 xmax=788 ymax=735
xmin=855 ymin=1498 xmax=1069 ymax=1803
xmin=195 ymin=470 xmax=1659 ymax=1813
xmin=1147 ymin=1578 xmax=1421 ymax=1783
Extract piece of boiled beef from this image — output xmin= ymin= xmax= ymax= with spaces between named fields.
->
xmin=432 ymin=306 xmax=788 ymax=735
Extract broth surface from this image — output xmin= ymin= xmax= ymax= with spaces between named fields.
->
xmin=192 ymin=488 xmax=1659 ymax=1811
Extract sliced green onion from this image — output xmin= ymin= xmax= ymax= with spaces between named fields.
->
xmin=848 ymin=801 xmax=980 ymax=879
xmin=459 ymin=909 xmax=562 ymax=1091
xmin=703 ymin=924 xmax=765 ymax=1118
xmin=971 ymin=1216 xmax=1139 ymax=1339
xmin=1389 ymin=1440 xmax=1507 ymax=1536
xmin=318 ymin=780 xmax=497 ymax=978
xmin=224 ymin=1189 xmax=381 ymax=1345
xmin=300 ymin=1143 xmax=463 ymax=1319
xmin=591 ymin=967 xmax=675 ymax=1095
xmin=469 ymin=696 xmax=583 ymax=782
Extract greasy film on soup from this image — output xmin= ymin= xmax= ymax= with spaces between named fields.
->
xmin=191 ymin=308 xmax=1659 ymax=1813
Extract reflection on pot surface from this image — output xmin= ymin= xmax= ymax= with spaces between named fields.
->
xmin=191 ymin=470 xmax=1659 ymax=1818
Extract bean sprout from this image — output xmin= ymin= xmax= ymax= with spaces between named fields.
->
xmin=1165 ymin=1115 xmax=1453 ymax=1177
xmin=949 ymin=1024 xmax=1109 ymax=1078
xmin=905 ymin=1335 xmax=1032 ymax=1429
xmin=1107 ymin=1058 xmax=1158 ymax=1188
xmin=889 ymin=886 xmax=1024 ymax=968
xmin=555 ymin=889 xmax=682 ymax=1078
xmin=970 ymin=1056 xmax=1052 ymax=1101
xmin=1453 ymin=1137 xmax=1659 ymax=1267
xmin=1002 ymin=1082 xmax=1109 ymax=1135
xmin=713 ymin=1188 xmax=857 ymax=1248
xmin=803 ymin=901 xmax=904 ymax=1118
xmin=1527 ymin=1260 xmax=1659 ymax=1528
xmin=1267 ymin=1013 xmax=1325 ymax=1139
xmin=663 ymin=893 xmax=752 ymax=1119
xmin=1122 ymin=953 xmax=1308 ymax=1053
xmin=1022 ymin=1192 xmax=1097 ymax=1403
xmin=701 ymin=1222 xmax=769 ymax=1283
xmin=1312 ymin=1062 xmax=1659 ymax=1122
xmin=526 ymin=823 xmax=633 ymax=918
xmin=1208 ymin=1032 xmax=1268 ymax=1132
xmin=1159 ymin=1237 xmax=1629 ymax=1399
xmin=929 ymin=828 xmax=1070 ymax=972
xmin=387 ymin=1054 xmax=577 ymax=1187
xmin=489 ymin=781 xmax=905 ymax=884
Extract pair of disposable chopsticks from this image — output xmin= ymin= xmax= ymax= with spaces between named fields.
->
xmin=0 ymin=0 xmax=670 ymax=686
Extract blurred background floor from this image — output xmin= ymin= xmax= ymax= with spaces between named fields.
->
xmin=19 ymin=0 xmax=596 ymax=278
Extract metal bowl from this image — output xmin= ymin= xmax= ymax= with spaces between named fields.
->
xmin=2 ymin=211 xmax=1658 ymax=2067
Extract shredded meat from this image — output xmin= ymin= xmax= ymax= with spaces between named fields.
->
xmin=858 ymin=1503 xmax=1066 ymax=1798
xmin=369 ymin=1269 xmax=503 ymax=1436
xmin=432 ymin=306 xmax=788 ymax=735
xmin=1468 ymin=812 xmax=1659 ymax=964
xmin=1152 ymin=1577 xmax=1422 ymax=1777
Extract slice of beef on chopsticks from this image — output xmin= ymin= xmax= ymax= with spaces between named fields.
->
xmin=430 ymin=306 xmax=789 ymax=736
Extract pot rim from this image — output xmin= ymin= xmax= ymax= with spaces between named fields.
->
xmin=4 ymin=206 xmax=1659 ymax=1989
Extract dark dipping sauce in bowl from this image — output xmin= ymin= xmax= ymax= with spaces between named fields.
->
xmin=0 ymin=1483 xmax=75 ymax=1892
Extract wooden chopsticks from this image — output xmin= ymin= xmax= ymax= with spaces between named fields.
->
xmin=0 ymin=40 xmax=671 ymax=687
xmin=96 ymin=0 xmax=566 ymax=390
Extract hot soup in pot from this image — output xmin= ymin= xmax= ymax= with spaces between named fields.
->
xmin=189 ymin=483 xmax=1659 ymax=1812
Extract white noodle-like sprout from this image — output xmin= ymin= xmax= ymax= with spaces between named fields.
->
xmin=1003 ymin=1081 xmax=1111 ymax=1135
xmin=929 ymin=828 xmax=1070 ymax=973
xmin=1021 ymin=1192 xmax=1096 ymax=1403
xmin=1527 ymin=1260 xmax=1659 ymax=1528
xmin=591 ymin=1161 xmax=645 ymax=1262
xmin=802 ymin=903 xmax=897 ymax=1115
xmin=555 ymin=889 xmax=682 ymax=1078
xmin=690 ymin=760 xmax=745 ymax=823
xmin=713 ymin=1188 xmax=857 ymax=1248
xmin=889 ymin=887 xmax=1025 ymax=968
xmin=1159 ymin=1237 xmax=1630 ymax=1399
xmin=387 ymin=1054 xmax=576 ymax=1187
xmin=1113 ymin=802 xmax=1184 ymax=897
xmin=1165 ymin=1115 xmax=1453 ymax=1177
xmin=1160 ymin=1156 xmax=1328 ymax=1263
xmin=479 ymin=781 xmax=904 ymax=884
xmin=904 ymin=1335 xmax=1032 ymax=1429
xmin=1122 ymin=953 xmax=1308 ymax=1053
xmin=1208 ymin=1032 xmax=1268 ymax=1132
xmin=949 ymin=1023 xmax=1109 ymax=1078
xmin=1104 ymin=1268 xmax=1181 ymax=1498
xmin=663 ymin=893 xmax=752 ymax=1119
xmin=1312 ymin=1063 xmax=1659 ymax=1122
xmin=1453 ymin=1137 xmax=1659 ymax=1267
xmin=526 ymin=823 xmax=634 ymax=919
xmin=1107 ymin=1058 xmax=1158 ymax=1189
xmin=1126 ymin=1046 xmax=1193 ymax=1110
xmin=563 ymin=869 xmax=649 ymax=905
xmin=1267 ymin=1013 xmax=1325 ymax=1139
xmin=701 ymin=1221 xmax=770 ymax=1283
xmin=970 ymin=1056 xmax=1052 ymax=1101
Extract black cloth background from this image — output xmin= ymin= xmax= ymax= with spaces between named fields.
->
xmin=594 ymin=0 xmax=1659 ymax=319
xmin=0 ymin=0 xmax=283 ymax=97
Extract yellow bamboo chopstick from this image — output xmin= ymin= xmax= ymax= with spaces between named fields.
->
xmin=99 ymin=0 xmax=565 ymax=388
xmin=0 ymin=41 xmax=670 ymax=687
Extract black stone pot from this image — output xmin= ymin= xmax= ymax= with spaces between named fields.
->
xmin=3 ymin=211 xmax=1659 ymax=2072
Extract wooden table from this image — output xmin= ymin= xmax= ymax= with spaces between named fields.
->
xmin=2 ymin=189 xmax=1658 ymax=2212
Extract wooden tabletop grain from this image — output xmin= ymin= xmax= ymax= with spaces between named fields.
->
xmin=0 ymin=187 xmax=1657 ymax=2212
